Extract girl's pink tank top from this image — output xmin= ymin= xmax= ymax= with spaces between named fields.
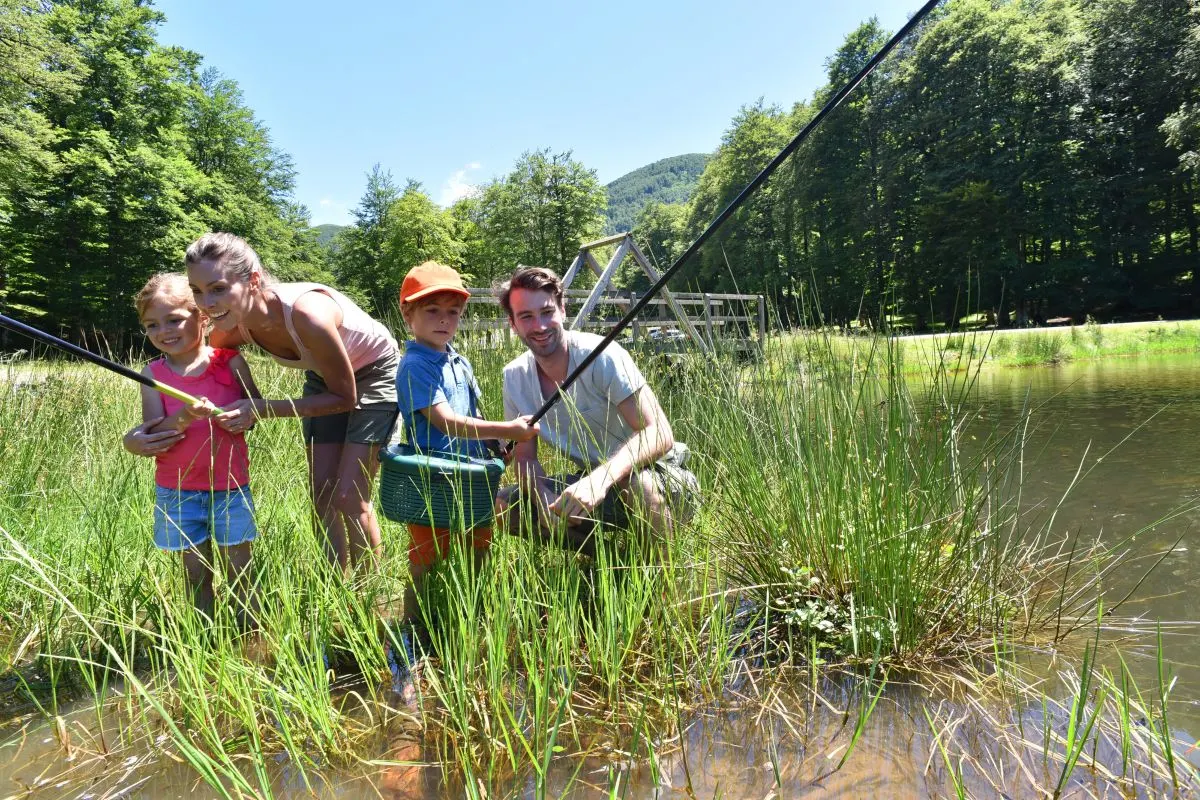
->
xmin=238 ymin=283 xmax=397 ymax=373
xmin=149 ymin=348 xmax=250 ymax=491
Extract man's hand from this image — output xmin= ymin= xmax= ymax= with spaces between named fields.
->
xmin=123 ymin=418 xmax=184 ymax=457
xmin=549 ymin=470 xmax=611 ymax=520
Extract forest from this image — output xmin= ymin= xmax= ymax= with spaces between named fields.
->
xmin=603 ymin=153 xmax=708 ymax=234
xmin=1 ymin=0 xmax=1196 ymax=337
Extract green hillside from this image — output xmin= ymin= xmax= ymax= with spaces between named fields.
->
xmin=313 ymin=223 xmax=347 ymax=247
xmin=604 ymin=154 xmax=708 ymax=233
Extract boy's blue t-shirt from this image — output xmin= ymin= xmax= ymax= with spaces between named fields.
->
xmin=396 ymin=340 xmax=487 ymax=458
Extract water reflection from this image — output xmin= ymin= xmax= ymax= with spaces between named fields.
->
xmin=957 ymin=358 xmax=1200 ymax=721
xmin=5 ymin=670 xmax=1196 ymax=798
xmin=965 ymin=356 xmax=1200 ymax=545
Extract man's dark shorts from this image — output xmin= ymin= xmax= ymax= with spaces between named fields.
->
xmin=503 ymin=442 xmax=700 ymax=529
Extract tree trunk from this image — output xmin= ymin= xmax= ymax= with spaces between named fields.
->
xmin=1186 ymin=179 xmax=1200 ymax=312
xmin=1165 ymin=182 xmax=1175 ymax=258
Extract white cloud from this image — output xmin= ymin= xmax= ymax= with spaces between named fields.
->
xmin=312 ymin=197 xmax=352 ymax=226
xmin=439 ymin=162 xmax=483 ymax=207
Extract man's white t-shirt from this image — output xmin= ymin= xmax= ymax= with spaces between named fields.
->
xmin=502 ymin=331 xmax=647 ymax=470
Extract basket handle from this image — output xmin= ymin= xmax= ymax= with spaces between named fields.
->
xmin=468 ymin=377 xmax=513 ymax=460
xmin=484 ymin=439 xmax=512 ymax=460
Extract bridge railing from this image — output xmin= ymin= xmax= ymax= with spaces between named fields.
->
xmin=460 ymin=288 xmax=765 ymax=351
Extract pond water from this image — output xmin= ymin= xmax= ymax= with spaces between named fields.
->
xmin=5 ymin=354 xmax=1200 ymax=797
xmin=966 ymin=354 xmax=1200 ymax=694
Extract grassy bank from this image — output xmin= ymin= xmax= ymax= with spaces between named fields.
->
xmin=0 ymin=332 xmax=1195 ymax=797
xmin=888 ymin=318 xmax=1200 ymax=370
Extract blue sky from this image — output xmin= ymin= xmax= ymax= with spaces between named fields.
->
xmin=155 ymin=0 xmax=921 ymax=226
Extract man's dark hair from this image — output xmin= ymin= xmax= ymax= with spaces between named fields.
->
xmin=497 ymin=266 xmax=565 ymax=318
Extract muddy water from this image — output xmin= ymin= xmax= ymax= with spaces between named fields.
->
xmin=5 ymin=354 xmax=1200 ymax=797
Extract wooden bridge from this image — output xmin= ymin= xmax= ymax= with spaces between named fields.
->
xmin=459 ymin=287 xmax=764 ymax=354
xmin=458 ymin=233 xmax=765 ymax=356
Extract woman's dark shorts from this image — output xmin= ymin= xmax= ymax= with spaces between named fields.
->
xmin=302 ymin=349 xmax=399 ymax=446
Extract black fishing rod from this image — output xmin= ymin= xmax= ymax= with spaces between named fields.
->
xmin=0 ymin=313 xmax=210 ymax=407
xmin=531 ymin=0 xmax=942 ymax=423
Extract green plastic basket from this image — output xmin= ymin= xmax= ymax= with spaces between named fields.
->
xmin=377 ymin=443 xmax=505 ymax=528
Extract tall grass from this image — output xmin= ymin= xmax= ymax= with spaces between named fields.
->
xmin=0 ymin=327 xmax=1194 ymax=797
xmin=670 ymin=332 xmax=1124 ymax=667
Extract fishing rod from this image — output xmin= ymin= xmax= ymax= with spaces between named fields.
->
xmin=531 ymin=0 xmax=942 ymax=423
xmin=0 ymin=313 xmax=212 ymax=408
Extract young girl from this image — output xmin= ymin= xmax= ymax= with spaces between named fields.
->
xmin=134 ymin=273 xmax=261 ymax=622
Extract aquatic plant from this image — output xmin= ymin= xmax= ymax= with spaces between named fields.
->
xmin=0 ymin=327 xmax=1195 ymax=797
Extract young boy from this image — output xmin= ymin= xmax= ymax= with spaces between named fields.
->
xmin=395 ymin=261 xmax=538 ymax=616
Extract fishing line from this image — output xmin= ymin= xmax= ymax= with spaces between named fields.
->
xmin=531 ymin=0 xmax=943 ymax=423
xmin=0 ymin=313 xmax=210 ymax=407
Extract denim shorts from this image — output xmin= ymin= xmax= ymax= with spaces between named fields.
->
xmin=153 ymin=486 xmax=258 ymax=552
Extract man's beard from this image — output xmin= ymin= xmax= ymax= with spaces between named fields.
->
xmin=526 ymin=328 xmax=564 ymax=358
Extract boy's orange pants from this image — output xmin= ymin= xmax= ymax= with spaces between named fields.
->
xmin=406 ymin=524 xmax=492 ymax=569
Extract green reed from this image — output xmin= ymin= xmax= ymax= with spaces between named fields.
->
xmin=672 ymin=329 xmax=1172 ymax=668
xmin=0 ymin=326 xmax=1195 ymax=797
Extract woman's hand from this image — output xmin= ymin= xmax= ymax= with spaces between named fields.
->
xmin=214 ymin=398 xmax=262 ymax=434
xmin=123 ymin=418 xmax=184 ymax=457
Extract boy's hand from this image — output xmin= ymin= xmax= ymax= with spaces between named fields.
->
xmin=506 ymin=415 xmax=540 ymax=443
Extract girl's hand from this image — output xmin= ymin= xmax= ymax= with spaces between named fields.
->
xmin=214 ymin=398 xmax=261 ymax=434
xmin=124 ymin=418 xmax=184 ymax=456
xmin=505 ymin=415 xmax=540 ymax=443
xmin=184 ymin=397 xmax=219 ymax=419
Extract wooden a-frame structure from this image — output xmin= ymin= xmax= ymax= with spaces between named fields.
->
xmin=559 ymin=232 xmax=709 ymax=352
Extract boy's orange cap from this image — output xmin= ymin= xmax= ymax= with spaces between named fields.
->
xmin=400 ymin=262 xmax=471 ymax=304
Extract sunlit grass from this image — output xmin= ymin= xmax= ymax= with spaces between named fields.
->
xmin=0 ymin=327 xmax=1196 ymax=797
xmin=871 ymin=318 xmax=1200 ymax=371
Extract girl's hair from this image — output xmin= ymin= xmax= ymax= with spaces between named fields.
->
xmin=184 ymin=232 xmax=275 ymax=285
xmin=135 ymin=273 xmax=197 ymax=318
